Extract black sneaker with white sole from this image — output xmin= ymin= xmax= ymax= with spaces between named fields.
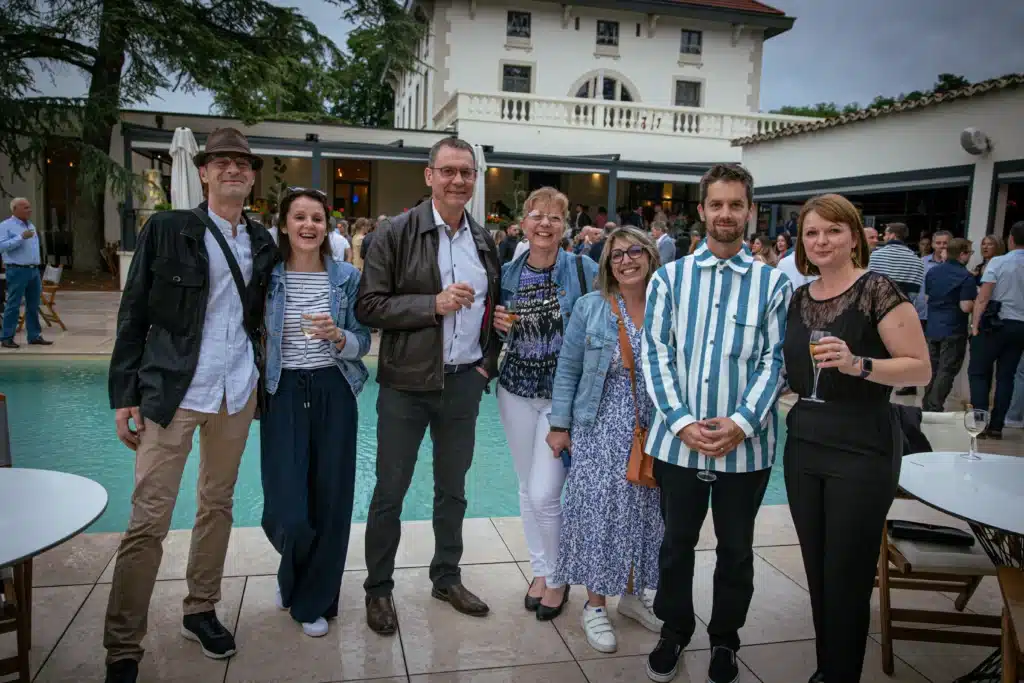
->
xmin=181 ymin=610 xmax=237 ymax=659
xmin=707 ymin=645 xmax=739 ymax=683
xmin=647 ymin=637 xmax=683 ymax=682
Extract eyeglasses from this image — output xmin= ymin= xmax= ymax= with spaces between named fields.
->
xmin=429 ymin=166 xmax=478 ymax=181
xmin=208 ymin=156 xmax=254 ymax=171
xmin=610 ymin=245 xmax=646 ymax=264
xmin=285 ymin=187 xmax=327 ymax=199
xmin=525 ymin=211 xmax=565 ymax=227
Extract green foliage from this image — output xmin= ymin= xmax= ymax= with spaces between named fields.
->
xmin=771 ymin=73 xmax=976 ymax=119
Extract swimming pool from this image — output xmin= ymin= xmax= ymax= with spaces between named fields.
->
xmin=1 ymin=359 xmax=789 ymax=532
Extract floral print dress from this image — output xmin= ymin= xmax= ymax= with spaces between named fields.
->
xmin=553 ymin=295 xmax=664 ymax=596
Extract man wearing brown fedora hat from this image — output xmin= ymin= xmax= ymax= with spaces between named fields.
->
xmin=104 ymin=128 xmax=277 ymax=683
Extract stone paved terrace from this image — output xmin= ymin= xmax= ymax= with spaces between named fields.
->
xmin=2 ymin=291 xmax=1022 ymax=682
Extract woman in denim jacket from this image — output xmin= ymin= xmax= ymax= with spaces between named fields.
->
xmin=261 ymin=189 xmax=371 ymax=638
xmin=546 ymin=226 xmax=664 ymax=654
xmin=492 ymin=187 xmax=598 ymax=621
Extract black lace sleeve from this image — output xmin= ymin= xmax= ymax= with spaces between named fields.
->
xmin=867 ymin=272 xmax=909 ymax=326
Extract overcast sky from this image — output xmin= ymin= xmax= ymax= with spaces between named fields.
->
xmin=31 ymin=0 xmax=1023 ymax=114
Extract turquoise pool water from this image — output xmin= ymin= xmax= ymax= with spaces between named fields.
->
xmin=1 ymin=360 xmax=789 ymax=533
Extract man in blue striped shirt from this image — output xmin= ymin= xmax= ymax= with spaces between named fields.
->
xmin=642 ymin=164 xmax=791 ymax=683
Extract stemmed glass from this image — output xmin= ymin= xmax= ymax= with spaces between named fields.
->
xmin=805 ymin=329 xmax=831 ymax=403
xmin=962 ymin=408 xmax=990 ymax=461
xmin=697 ymin=423 xmax=719 ymax=482
xmin=300 ymin=310 xmax=316 ymax=362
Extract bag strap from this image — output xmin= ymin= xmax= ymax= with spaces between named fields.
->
xmin=191 ymin=208 xmax=249 ymax=318
xmin=575 ymin=253 xmax=588 ymax=295
xmin=611 ymin=296 xmax=642 ymax=430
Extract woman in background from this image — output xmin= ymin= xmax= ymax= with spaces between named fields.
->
xmin=973 ymin=234 xmax=1005 ymax=283
xmin=350 ymin=217 xmax=371 ymax=271
xmin=260 ymin=189 xmax=371 ymax=638
xmin=776 ymin=232 xmax=793 ymax=257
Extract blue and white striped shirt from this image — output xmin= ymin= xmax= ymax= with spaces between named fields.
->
xmin=642 ymin=242 xmax=792 ymax=473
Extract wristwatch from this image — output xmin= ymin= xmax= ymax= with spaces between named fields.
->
xmin=858 ymin=357 xmax=873 ymax=379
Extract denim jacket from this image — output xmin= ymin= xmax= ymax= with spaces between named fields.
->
xmin=264 ymin=257 xmax=371 ymax=396
xmin=499 ymin=249 xmax=599 ymax=327
xmin=548 ymin=291 xmax=622 ymax=429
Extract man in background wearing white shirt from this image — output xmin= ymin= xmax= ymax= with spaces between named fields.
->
xmin=329 ymin=219 xmax=352 ymax=262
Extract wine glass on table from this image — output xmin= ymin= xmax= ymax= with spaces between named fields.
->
xmin=805 ymin=329 xmax=831 ymax=403
xmin=962 ymin=407 xmax=989 ymax=461
xmin=696 ymin=422 xmax=719 ymax=482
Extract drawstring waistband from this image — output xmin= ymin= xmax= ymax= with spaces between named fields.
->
xmin=297 ymin=370 xmax=313 ymax=409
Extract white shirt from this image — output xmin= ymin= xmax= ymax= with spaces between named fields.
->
xmin=179 ymin=209 xmax=258 ymax=415
xmin=513 ymin=239 xmax=530 ymax=261
xmin=329 ymin=231 xmax=350 ymax=262
xmin=776 ymin=252 xmax=817 ymax=290
xmin=434 ymin=202 xmax=488 ymax=365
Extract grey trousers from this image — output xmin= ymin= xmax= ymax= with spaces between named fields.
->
xmin=923 ymin=334 xmax=968 ymax=412
xmin=363 ymin=368 xmax=488 ymax=597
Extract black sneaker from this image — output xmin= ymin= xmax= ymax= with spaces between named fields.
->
xmin=104 ymin=658 xmax=139 ymax=683
xmin=647 ymin=637 xmax=683 ymax=682
xmin=181 ymin=610 xmax=236 ymax=659
xmin=708 ymin=645 xmax=739 ymax=683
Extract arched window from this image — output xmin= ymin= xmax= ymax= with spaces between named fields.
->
xmin=572 ymin=74 xmax=636 ymax=102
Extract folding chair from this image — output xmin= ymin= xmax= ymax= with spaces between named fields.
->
xmin=17 ymin=264 xmax=67 ymax=333
xmin=999 ymin=567 xmax=1023 ymax=683
xmin=0 ymin=393 xmax=32 ymax=682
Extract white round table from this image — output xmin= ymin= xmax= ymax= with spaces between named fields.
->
xmin=0 ymin=468 xmax=109 ymax=567
xmin=899 ymin=452 xmax=1023 ymax=683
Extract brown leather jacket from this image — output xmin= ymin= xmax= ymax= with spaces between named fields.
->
xmin=355 ymin=201 xmax=501 ymax=391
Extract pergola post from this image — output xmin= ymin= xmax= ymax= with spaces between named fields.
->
xmin=606 ymin=167 xmax=618 ymax=219
xmin=122 ymin=126 xmax=136 ymax=251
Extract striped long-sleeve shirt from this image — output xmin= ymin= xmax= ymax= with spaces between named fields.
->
xmin=642 ymin=243 xmax=792 ymax=473
xmin=868 ymin=240 xmax=925 ymax=298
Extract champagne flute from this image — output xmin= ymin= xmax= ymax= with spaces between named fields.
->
xmin=696 ymin=422 xmax=719 ymax=482
xmin=806 ymin=329 xmax=831 ymax=403
xmin=300 ymin=310 xmax=317 ymax=362
xmin=961 ymin=408 xmax=989 ymax=460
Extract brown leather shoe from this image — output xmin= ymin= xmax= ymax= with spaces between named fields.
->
xmin=365 ymin=595 xmax=398 ymax=635
xmin=431 ymin=583 xmax=489 ymax=616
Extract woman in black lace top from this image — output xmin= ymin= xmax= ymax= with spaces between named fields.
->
xmin=783 ymin=194 xmax=931 ymax=683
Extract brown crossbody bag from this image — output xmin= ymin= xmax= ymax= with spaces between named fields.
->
xmin=611 ymin=297 xmax=657 ymax=488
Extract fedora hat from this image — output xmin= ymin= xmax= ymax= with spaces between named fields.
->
xmin=193 ymin=128 xmax=263 ymax=170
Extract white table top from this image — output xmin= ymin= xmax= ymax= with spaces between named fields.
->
xmin=0 ymin=468 xmax=108 ymax=567
xmin=900 ymin=452 xmax=1024 ymax=536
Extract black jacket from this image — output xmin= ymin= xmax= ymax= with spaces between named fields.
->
xmin=355 ymin=201 xmax=501 ymax=392
xmin=109 ymin=204 xmax=278 ymax=427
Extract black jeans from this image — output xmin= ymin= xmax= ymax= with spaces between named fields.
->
xmin=363 ymin=367 xmax=488 ymax=597
xmin=785 ymin=401 xmax=900 ymax=683
xmin=260 ymin=367 xmax=358 ymax=623
xmin=652 ymin=458 xmax=770 ymax=651
xmin=922 ymin=334 xmax=968 ymax=412
xmin=968 ymin=320 xmax=1024 ymax=431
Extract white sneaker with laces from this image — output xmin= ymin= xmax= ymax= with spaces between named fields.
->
xmin=582 ymin=602 xmax=618 ymax=653
xmin=302 ymin=617 xmax=329 ymax=638
xmin=617 ymin=589 xmax=663 ymax=633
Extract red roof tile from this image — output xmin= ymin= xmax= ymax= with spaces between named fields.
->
xmin=669 ymin=0 xmax=786 ymax=16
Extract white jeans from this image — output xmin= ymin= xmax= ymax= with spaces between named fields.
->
xmin=497 ymin=387 xmax=566 ymax=588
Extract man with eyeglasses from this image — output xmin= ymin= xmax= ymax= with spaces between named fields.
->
xmin=357 ymin=137 xmax=502 ymax=635
xmin=104 ymin=128 xmax=278 ymax=683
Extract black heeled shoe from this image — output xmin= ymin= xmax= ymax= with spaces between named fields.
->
xmin=535 ymin=585 xmax=570 ymax=621
xmin=808 ymin=670 xmax=824 ymax=683
xmin=524 ymin=578 xmax=542 ymax=612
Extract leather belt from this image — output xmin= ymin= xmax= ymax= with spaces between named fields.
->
xmin=444 ymin=359 xmax=481 ymax=374
xmin=6 ymin=264 xmax=40 ymax=268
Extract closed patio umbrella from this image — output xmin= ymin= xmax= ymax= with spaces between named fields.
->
xmin=169 ymin=127 xmax=204 ymax=210
xmin=469 ymin=143 xmax=487 ymax=227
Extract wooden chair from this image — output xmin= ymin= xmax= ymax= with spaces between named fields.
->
xmin=877 ymin=523 xmax=1002 ymax=674
xmin=17 ymin=264 xmax=67 ymax=333
xmin=0 ymin=393 xmax=32 ymax=683
xmin=999 ymin=567 xmax=1023 ymax=683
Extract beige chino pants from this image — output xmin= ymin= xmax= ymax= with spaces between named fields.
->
xmin=103 ymin=391 xmax=256 ymax=664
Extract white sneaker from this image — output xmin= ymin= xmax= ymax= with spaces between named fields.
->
xmin=275 ymin=583 xmax=286 ymax=611
xmin=1004 ymin=420 xmax=1023 ymax=429
xmin=302 ymin=617 xmax=329 ymax=638
xmin=582 ymin=602 xmax=618 ymax=653
xmin=617 ymin=589 xmax=663 ymax=633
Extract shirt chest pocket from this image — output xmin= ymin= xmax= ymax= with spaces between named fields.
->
xmin=149 ymin=257 xmax=205 ymax=334
xmin=726 ymin=306 xmax=763 ymax=362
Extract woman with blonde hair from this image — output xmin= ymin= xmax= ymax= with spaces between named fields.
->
xmin=547 ymin=226 xmax=664 ymax=653
xmin=973 ymin=234 xmax=1005 ymax=283
xmin=492 ymin=187 xmax=599 ymax=620
xmin=754 ymin=237 xmax=779 ymax=267
xmin=784 ymin=193 xmax=930 ymax=682
xmin=350 ymin=217 xmax=371 ymax=271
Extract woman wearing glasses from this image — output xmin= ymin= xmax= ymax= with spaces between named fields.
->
xmin=261 ymin=188 xmax=372 ymax=638
xmin=547 ymin=227 xmax=664 ymax=653
xmin=492 ymin=187 xmax=599 ymax=621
